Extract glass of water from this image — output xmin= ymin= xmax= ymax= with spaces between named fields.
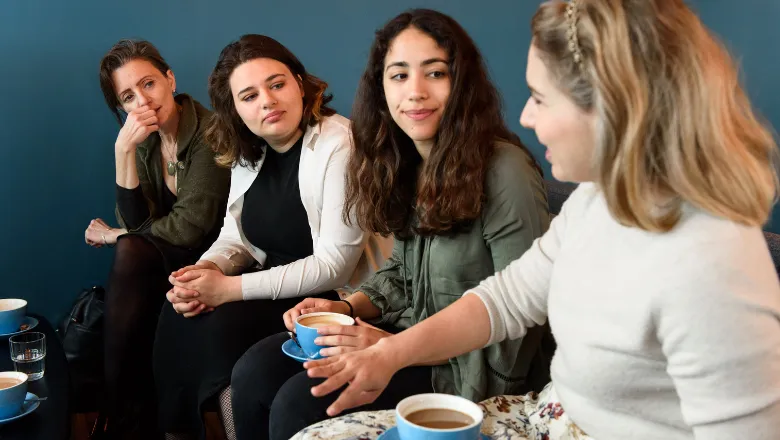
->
xmin=9 ymin=332 xmax=45 ymax=381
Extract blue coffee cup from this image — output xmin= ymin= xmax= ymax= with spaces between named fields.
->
xmin=396 ymin=393 xmax=484 ymax=440
xmin=294 ymin=312 xmax=355 ymax=359
xmin=0 ymin=299 xmax=27 ymax=335
xmin=0 ymin=371 xmax=28 ymax=419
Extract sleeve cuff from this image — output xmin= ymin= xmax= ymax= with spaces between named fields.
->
xmin=116 ymin=184 xmax=151 ymax=229
xmin=241 ymin=272 xmax=273 ymax=301
xmin=464 ymin=289 xmax=501 ymax=346
xmin=201 ymin=254 xmax=244 ymax=276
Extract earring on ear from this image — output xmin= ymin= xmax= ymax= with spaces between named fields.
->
xmin=296 ymin=74 xmax=305 ymax=97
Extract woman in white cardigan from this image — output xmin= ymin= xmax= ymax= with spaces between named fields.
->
xmin=301 ymin=1 xmax=780 ymax=440
xmin=152 ymin=34 xmax=391 ymax=440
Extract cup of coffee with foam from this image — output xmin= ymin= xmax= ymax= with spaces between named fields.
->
xmin=295 ymin=312 xmax=355 ymax=359
xmin=0 ymin=299 xmax=27 ymax=335
xmin=396 ymin=393 xmax=484 ymax=440
xmin=0 ymin=371 xmax=28 ymax=419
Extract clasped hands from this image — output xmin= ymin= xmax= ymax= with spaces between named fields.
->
xmin=166 ymin=261 xmax=242 ymax=317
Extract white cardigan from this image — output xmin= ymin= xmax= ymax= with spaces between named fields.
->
xmin=201 ymin=114 xmax=393 ymax=300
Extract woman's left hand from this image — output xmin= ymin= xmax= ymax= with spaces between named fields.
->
xmin=84 ymin=218 xmax=125 ymax=247
xmin=315 ymin=318 xmax=392 ymax=356
xmin=169 ymin=269 xmax=242 ymax=308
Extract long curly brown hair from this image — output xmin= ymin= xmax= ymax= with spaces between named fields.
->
xmin=344 ymin=9 xmax=541 ymax=237
xmin=205 ymin=34 xmax=336 ymax=168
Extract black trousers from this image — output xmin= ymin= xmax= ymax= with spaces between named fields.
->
xmin=153 ymin=292 xmax=339 ymax=437
xmin=231 ymin=332 xmax=434 ymax=440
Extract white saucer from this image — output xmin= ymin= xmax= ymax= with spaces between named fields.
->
xmin=0 ymin=317 xmax=39 ymax=338
xmin=0 ymin=392 xmax=41 ymax=425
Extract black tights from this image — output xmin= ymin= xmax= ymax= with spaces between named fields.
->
xmin=103 ymin=235 xmax=169 ymax=437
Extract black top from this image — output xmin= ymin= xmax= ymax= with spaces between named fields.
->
xmin=116 ymin=181 xmax=177 ymax=229
xmin=241 ymin=136 xmax=313 ymax=268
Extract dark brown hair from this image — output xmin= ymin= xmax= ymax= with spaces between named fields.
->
xmin=205 ymin=34 xmax=336 ymax=168
xmin=344 ymin=9 xmax=542 ymax=237
xmin=99 ymin=39 xmax=171 ymax=125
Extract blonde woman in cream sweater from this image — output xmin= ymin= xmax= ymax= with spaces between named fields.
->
xmin=301 ymin=1 xmax=780 ymax=439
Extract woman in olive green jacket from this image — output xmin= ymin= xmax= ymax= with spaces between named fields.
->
xmin=83 ymin=39 xmax=230 ymax=438
xmin=228 ymin=10 xmax=550 ymax=440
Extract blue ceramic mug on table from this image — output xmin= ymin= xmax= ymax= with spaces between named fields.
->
xmin=396 ymin=393 xmax=484 ymax=440
xmin=0 ymin=371 xmax=28 ymax=419
xmin=0 ymin=299 xmax=26 ymax=335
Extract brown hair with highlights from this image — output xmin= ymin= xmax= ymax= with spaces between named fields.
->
xmin=205 ymin=34 xmax=336 ymax=168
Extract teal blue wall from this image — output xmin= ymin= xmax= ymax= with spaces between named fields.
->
xmin=1 ymin=0 xmax=778 ymax=323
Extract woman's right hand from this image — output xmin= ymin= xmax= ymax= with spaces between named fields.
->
xmin=115 ymin=105 xmax=159 ymax=154
xmin=304 ymin=339 xmax=405 ymax=416
xmin=170 ymin=260 xmax=222 ymax=281
xmin=168 ymin=260 xmax=223 ymax=284
xmin=283 ymin=298 xmax=351 ymax=332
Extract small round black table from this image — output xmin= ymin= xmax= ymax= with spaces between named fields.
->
xmin=0 ymin=314 xmax=69 ymax=440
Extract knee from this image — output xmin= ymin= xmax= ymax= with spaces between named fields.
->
xmin=230 ymin=348 xmax=258 ymax=405
xmin=231 ymin=334 xmax=287 ymax=407
xmin=269 ymin=374 xmax=325 ymax=440
xmin=114 ymin=234 xmax=152 ymax=259
xmin=110 ymin=235 xmax=159 ymax=277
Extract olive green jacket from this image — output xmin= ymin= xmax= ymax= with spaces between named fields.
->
xmin=361 ymin=142 xmax=550 ymax=401
xmin=115 ymin=94 xmax=231 ymax=248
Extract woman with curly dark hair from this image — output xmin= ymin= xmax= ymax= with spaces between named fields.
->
xmin=229 ymin=9 xmax=550 ymax=440
xmin=152 ymin=34 xmax=391 ymax=440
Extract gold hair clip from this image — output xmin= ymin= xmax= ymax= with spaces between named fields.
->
xmin=566 ymin=0 xmax=584 ymax=68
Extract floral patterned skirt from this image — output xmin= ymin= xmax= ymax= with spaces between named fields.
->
xmin=292 ymin=383 xmax=592 ymax=440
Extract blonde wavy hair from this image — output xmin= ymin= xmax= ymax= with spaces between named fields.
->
xmin=532 ymin=0 xmax=779 ymax=231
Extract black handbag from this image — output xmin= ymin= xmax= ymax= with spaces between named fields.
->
xmin=57 ymin=286 xmax=105 ymax=412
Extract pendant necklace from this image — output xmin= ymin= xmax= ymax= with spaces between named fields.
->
xmin=163 ymin=141 xmax=182 ymax=176
xmin=163 ymin=105 xmax=184 ymax=176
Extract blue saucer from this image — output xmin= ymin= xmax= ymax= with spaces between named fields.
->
xmin=281 ymin=338 xmax=315 ymax=363
xmin=377 ymin=426 xmax=490 ymax=440
xmin=0 ymin=392 xmax=41 ymax=425
xmin=0 ymin=317 xmax=39 ymax=338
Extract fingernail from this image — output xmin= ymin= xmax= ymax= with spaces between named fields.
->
xmin=314 ymin=338 xmax=322 ymax=344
